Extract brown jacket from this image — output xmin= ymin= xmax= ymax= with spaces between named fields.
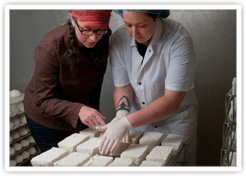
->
xmin=24 ymin=24 xmax=110 ymax=132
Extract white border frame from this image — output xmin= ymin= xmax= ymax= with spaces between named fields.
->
xmin=4 ymin=4 xmax=242 ymax=173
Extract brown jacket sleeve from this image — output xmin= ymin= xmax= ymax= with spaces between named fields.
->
xmin=33 ymin=43 xmax=82 ymax=128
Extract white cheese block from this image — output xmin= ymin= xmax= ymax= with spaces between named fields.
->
xmin=146 ymin=146 xmax=173 ymax=166
xmin=120 ymin=144 xmax=149 ymax=166
xmin=83 ymin=154 xmax=113 ymax=166
xmin=106 ymin=141 xmax=128 ymax=157
xmin=140 ymin=160 xmax=163 ymax=166
xmin=109 ymin=157 xmax=135 ymax=166
xmin=161 ymin=134 xmax=184 ymax=156
xmin=58 ymin=133 xmax=89 ymax=153
xmin=31 ymin=147 xmax=69 ymax=166
xmin=54 ymin=152 xmax=90 ymax=166
xmin=76 ymin=137 xmax=100 ymax=156
xmin=80 ymin=128 xmax=100 ymax=138
xmin=139 ymin=132 xmax=163 ymax=152
xmin=10 ymin=90 xmax=21 ymax=98
xmin=129 ymin=130 xmax=144 ymax=144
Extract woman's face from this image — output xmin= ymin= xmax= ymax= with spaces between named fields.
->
xmin=122 ymin=11 xmax=158 ymax=46
xmin=72 ymin=18 xmax=105 ymax=48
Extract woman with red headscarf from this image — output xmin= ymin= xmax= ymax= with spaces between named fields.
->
xmin=24 ymin=10 xmax=112 ymax=152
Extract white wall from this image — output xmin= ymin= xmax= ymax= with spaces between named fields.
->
xmin=10 ymin=10 xmax=236 ymax=165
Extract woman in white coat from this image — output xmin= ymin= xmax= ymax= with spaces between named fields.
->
xmin=98 ymin=10 xmax=198 ymax=165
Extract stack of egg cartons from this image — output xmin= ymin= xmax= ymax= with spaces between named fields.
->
xmin=9 ymin=89 xmax=39 ymax=166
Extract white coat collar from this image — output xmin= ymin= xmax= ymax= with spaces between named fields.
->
xmin=130 ymin=19 xmax=164 ymax=47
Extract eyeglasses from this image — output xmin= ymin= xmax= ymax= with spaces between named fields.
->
xmin=73 ymin=18 xmax=108 ymax=36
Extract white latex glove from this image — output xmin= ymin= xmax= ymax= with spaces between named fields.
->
xmin=96 ymin=116 xmax=133 ymax=155
xmin=112 ymin=110 xmax=130 ymax=142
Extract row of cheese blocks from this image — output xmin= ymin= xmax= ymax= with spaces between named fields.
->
xmin=31 ymin=128 xmax=184 ymax=166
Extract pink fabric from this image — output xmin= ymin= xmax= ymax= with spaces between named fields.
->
xmin=69 ymin=10 xmax=112 ymax=28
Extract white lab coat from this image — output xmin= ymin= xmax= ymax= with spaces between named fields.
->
xmin=110 ymin=18 xmax=198 ymax=165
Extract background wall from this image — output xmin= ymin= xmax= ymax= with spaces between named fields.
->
xmin=10 ymin=10 xmax=236 ymax=166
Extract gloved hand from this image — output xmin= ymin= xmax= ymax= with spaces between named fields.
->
xmin=96 ymin=116 xmax=133 ymax=155
xmin=111 ymin=110 xmax=130 ymax=142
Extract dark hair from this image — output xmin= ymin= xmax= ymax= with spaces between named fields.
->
xmin=60 ymin=18 xmax=79 ymax=70
xmin=146 ymin=13 xmax=159 ymax=21
xmin=61 ymin=18 xmax=108 ymax=71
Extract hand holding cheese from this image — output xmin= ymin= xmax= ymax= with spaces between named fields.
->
xmin=78 ymin=105 xmax=106 ymax=127
xmin=97 ymin=116 xmax=132 ymax=155
xmin=111 ymin=110 xmax=130 ymax=143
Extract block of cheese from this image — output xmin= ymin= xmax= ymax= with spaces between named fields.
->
xmin=140 ymin=160 xmax=163 ymax=166
xmin=83 ymin=154 xmax=113 ymax=166
xmin=31 ymin=147 xmax=69 ymax=166
xmin=58 ymin=133 xmax=89 ymax=153
xmin=76 ymin=137 xmax=100 ymax=156
xmin=80 ymin=127 xmax=100 ymax=138
xmin=106 ymin=141 xmax=128 ymax=157
xmin=120 ymin=144 xmax=149 ymax=166
xmin=161 ymin=134 xmax=184 ymax=156
xmin=54 ymin=152 xmax=90 ymax=166
xmin=108 ymin=157 xmax=135 ymax=166
xmin=129 ymin=130 xmax=144 ymax=144
xmin=139 ymin=132 xmax=163 ymax=152
xmin=146 ymin=146 xmax=173 ymax=166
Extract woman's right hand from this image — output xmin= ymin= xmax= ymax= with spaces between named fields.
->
xmin=78 ymin=106 xmax=106 ymax=127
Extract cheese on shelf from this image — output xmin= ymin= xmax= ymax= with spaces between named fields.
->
xmin=53 ymin=152 xmax=90 ymax=166
xmin=108 ymin=158 xmax=135 ymax=166
xmin=129 ymin=130 xmax=144 ymax=144
xmin=79 ymin=127 xmax=101 ymax=138
xmin=120 ymin=144 xmax=149 ymax=166
xmin=146 ymin=146 xmax=173 ymax=166
xmin=106 ymin=141 xmax=128 ymax=157
xmin=76 ymin=137 xmax=100 ymax=156
xmin=58 ymin=133 xmax=89 ymax=153
xmin=140 ymin=160 xmax=163 ymax=166
xmin=139 ymin=132 xmax=163 ymax=152
xmin=83 ymin=154 xmax=113 ymax=166
xmin=31 ymin=147 xmax=69 ymax=166
xmin=161 ymin=134 xmax=184 ymax=156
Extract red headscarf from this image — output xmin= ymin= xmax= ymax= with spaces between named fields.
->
xmin=69 ymin=10 xmax=112 ymax=28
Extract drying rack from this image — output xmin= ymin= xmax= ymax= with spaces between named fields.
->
xmin=220 ymin=89 xmax=236 ymax=166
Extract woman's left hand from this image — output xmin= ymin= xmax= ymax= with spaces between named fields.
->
xmin=78 ymin=105 xmax=106 ymax=127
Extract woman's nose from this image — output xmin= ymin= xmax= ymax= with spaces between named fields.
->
xmin=89 ymin=32 xmax=98 ymax=41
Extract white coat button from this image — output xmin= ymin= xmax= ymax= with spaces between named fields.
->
xmin=138 ymin=82 xmax=141 ymax=85
xmin=142 ymin=102 xmax=145 ymax=105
